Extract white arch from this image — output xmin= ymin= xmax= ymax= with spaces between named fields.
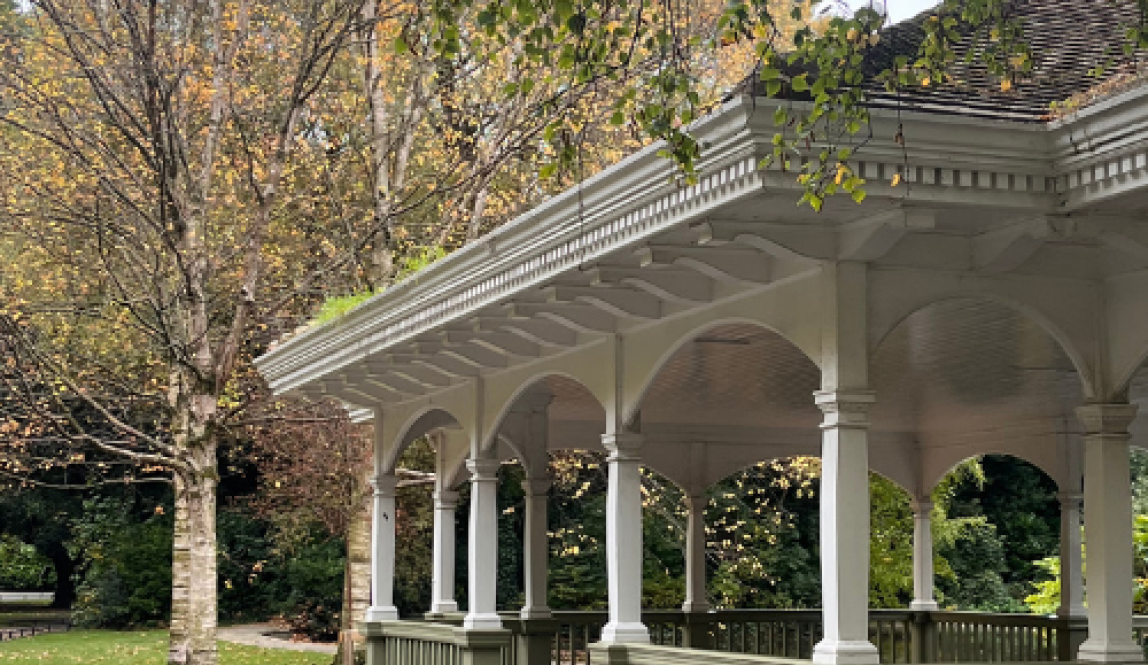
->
xmin=923 ymin=451 xmax=1063 ymax=497
xmin=621 ymin=317 xmax=820 ymax=429
xmin=480 ymin=370 xmax=607 ymax=455
xmin=381 ymin=406 xmax=463 ymax=475
xmin=869 ymin=272 xmax=1099 ymax=399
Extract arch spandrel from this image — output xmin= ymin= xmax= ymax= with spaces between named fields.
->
xmin=378 ymin=406 xmax=464 ymax=475
xmin=868 ymin=270 xmax=1100 ymax=400
xmin=1105 ymin=271 xmax=1148 ymax=398
xmin=480 ymin=345 xmax=613 ymax=451
xmin=921 ymin=446 xmax=1066 ymax=496
xmin=619 ymin=277 xmax=824 ymax=428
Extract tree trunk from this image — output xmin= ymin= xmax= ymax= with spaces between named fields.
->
xmin=168 ymin=393 xmax=220 ymax=665
xmin=48 ymin=551 xmax=75 ymax=609
xmin=336 ymin=470 xmax=373 ymax=665
xmin=169 ymin=473 xmax=191 ymax=664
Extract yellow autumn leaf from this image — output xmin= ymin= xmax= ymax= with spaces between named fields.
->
xmin=891 ymin=173 xmax=902 ymax=187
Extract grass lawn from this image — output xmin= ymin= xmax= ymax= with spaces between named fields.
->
xmin=0 ymin=630 xmax=329 ymax=665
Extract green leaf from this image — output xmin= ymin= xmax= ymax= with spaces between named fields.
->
xmin=609 ymin=110 xmax=626 ymax=125
xmin=791 ymin=75 xmax=809 ymax=92
xmin=567 ymin=13 xmax=587 ymax=36
xmin=852 ymin=189 xmax=867 ymax=203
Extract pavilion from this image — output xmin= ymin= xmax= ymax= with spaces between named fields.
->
xmin=255 ymin=1 xmax=1148 ymax=664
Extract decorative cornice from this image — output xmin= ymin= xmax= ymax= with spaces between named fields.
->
xmin=255 ymin=93 xmax=1148 ymax=401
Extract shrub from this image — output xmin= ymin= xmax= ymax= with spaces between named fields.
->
xmin=0 ymin=534 xmax=53 ymax=590
xmin=69 ymin=497 xmax=172 ymax=628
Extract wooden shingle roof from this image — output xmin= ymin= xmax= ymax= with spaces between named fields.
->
xmin=741 ymin=0 xmax=1143 ymax=122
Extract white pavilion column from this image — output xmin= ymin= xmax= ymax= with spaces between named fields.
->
xmin=365 ymin=473 xmax=399 ymax=621
xmin=601 ymin=432 xmax=650 ymax=644
xmin=1058 ymin=490 xmax=1087 ymax=618
xmin=682 ymin=494 xmax=710 ymax=613
xmin=910 ymin=498 xmax=939 ymax=611
xmin=813 ymin=390 xmax=879 ymax=665
xmin=521 ymin=477 xmax=552 ymax=619
xmin=464 ymin=457 xmax=502 ymax=630
xmin=1076 ymin=403 xmax=1142 ymax=663
xmin=430 ymin=489 xmax=460 ymax=615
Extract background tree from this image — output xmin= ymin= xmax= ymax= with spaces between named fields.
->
xmin=0 ymin=1 xmax=367 ymax=661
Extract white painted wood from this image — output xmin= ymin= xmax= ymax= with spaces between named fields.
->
xmin=814 ymin=263 xmax=878 ymax=665
xmin=910 ymin=499 xmax=939 ymax=611
xmin=521 ymin=478 xmax=552 ymax=619
xmin=1058 ymin=491 xmax=1086 ymax=619
xmin=682 ymin=494 xmax=710 ymax=613
xmin=464 ymin=457 xmax=503 ymax=629
xmin=1077 ymin=403 xmax=1142 ymax=663
xmin=637 ymin=245 xmax=771 ymax=285
xmin=814 ymin=391 xmax=879 ymax=665
xmin=430 ymin=489 xmax=459 ymax=615
xmin=365 ymin=473 xmax=399 ymax=621
xmin=601 ymin=432 xmax=650 ymax=644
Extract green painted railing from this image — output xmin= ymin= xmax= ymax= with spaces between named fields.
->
xmin=365 ymin=609 xmax=1117 ymax=665
xmin=361 ymin=619 xmax=513 ymax=665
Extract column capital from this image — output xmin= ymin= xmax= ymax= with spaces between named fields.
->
xmin=1076 ymin=403 xmax=1139 ymax=435
xmin=910 ymin=498 xmax=934 ymax=515
xmin=370 ymin=474 xmax=398 ymax=496
xmin=1058 ymin=491 xmax=1084 ymax=507
xmin=466 ymin=457 xmax=501 ymax=480
xmin=686 ymin=494 xmax=709 ymax=511
xmin=521 ymin=478 xmax=552 ymax=497
xmin=434 ymin=489 xmax=460 ymax=509
xmin=602 ymin=432 xmax=644 ymax=462
xmin=815 ymin=390 xmax=876 ymax=428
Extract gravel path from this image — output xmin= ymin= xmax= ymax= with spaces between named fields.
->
xmin=217 ymin=623 xmax=338 ymax=654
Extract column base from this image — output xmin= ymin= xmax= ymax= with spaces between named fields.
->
xmin=1078 ymin=639 xmax=1145 ymax=663
xmin=1057 ymin=604 xmax=1088 ymax=619
xmin=520 ymin=607 xmax=552 ymax=620
xmin=431 ymin=601 xmax=459 ymax=614
xmin=365 ymin=605 xmax=399 ymax=622
xmin=909 ymin=600 xmax=939 ymax=611
xmin=813 ymin=639 xmax=880 ymax=665
xmin=681 ymin=601 xmax=712 ymax=613
xmin=601 ymin=622 xmax=650 ymax=644
xmin=463 ymin=612 xmax=503 ymax=630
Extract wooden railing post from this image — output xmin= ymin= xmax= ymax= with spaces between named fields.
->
xmin=588 ymin=642 xmax=629 ymax=664
xmin=909 ymin=611 xmax=937 ymax=664
xmin=504 ymin=616 xmax=557 ymax=665
xmin=1056 ymin=615 xmax=1088 ymax=662
xmin=456 ymin=628 xmax=513 ymax=665
xmin=360 ymin=621 xmax=386 ymax=665
xmin=682 ymin=611 xmax=715 ymax=650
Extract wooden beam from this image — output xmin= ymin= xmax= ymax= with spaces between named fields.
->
xmin=547 ymin=285 xmax=662 ymax=319
xmin=590 ymin=266 xmax=714 ymax=303
xmin=505 ymin=302 xmax=617 ymax=334
xmin=636 ymin=245 xmax=771 ymax=284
